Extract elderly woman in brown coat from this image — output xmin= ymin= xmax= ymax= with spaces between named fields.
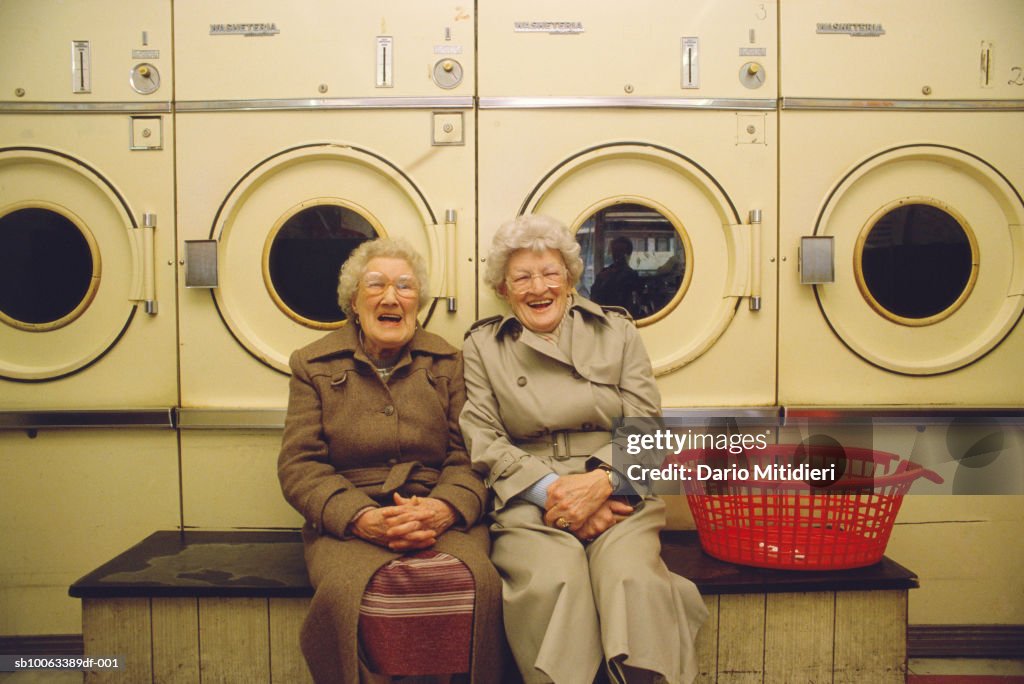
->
xmin=279 ymin=238 xmax=503 ymax=683
xmin=461 ymin=216 xmax=707 ymax=684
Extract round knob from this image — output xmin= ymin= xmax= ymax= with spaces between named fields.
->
xmin=129 ymin=63 xmax=160 ymax=94
xmin=739 ymin=61 xmax=766 ymax=89
xmin=432 ymin=59 xmax=463 ymax=89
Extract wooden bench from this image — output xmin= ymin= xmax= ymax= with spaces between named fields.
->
xmin=70 ymin=529 xmax=917 ymax=683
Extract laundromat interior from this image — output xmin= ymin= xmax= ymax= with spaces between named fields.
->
xmin=1 ymin=0 xmax=1022 ymax=678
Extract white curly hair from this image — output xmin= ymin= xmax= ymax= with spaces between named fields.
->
xmin=483 ymin=215 xmax=584 ymax=293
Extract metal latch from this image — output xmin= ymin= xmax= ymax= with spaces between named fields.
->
xmin=184 ymin=240 xmax=219 ymax=288
xmin=799 ymin=236 xmax=835 ymax=285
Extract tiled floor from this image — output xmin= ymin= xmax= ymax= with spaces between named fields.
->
xmin=0 ymin=673 xmax=82 ymax=683
xmin=907 ymin=658 xmax=1024 ymax=683
xmin=1 ymin=659 xmax=1022 ymax=682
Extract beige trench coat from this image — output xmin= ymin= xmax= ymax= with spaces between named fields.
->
xmin=460 ymin=296 xmax=707 ymax=684
xmin=279 ymin=324 xmax=505 ymax=683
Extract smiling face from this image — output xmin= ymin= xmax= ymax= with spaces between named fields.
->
xmin=501 ymin=248 xmax=570 ymax=333
xmin=352 ymin=256 xmax=419 ymax=361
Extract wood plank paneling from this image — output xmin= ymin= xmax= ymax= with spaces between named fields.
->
xmin=198 ymin=597 xmax=270 ymax=683
xmin=717 ymin=593 xmax=765 ymax=684
xmin=693 ymin=594 xmax=719 ymax=684
xmin=764 ymin=591 xmax=834 ymax=684
xmin=269 ymin=597 xmax=313 ymax=684
xmin=82 ymin=597 xmax=152 ymax=683
xmin=152 ymin=597 xmax=199 ymax=683
xmin=80 ymin=586 xmax=912 ymax=683
xmin=834 ymin=590 xmax=907 ymax=684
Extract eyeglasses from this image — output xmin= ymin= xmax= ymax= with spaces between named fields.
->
xmin=505 ymin=268 xmax=566 ymax=294
xmin=361 ymin=272 xmax=420 ymax=298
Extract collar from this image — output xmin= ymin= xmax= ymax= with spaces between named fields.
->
xmin=492 ymin=293 xmax=611 ymax=339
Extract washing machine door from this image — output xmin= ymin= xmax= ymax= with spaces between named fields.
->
xmin=522 ymin=142 xmax=750 ymax=375
xmin=810 ymin=144 xmax=1024 ymax=375
xmin=0 ymin=148 xmax=145 ymax=381
xmin=208 ymin=143 xmax=446 ymax=374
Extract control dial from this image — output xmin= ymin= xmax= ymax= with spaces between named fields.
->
xmin=129 ymin=63 xmax=161 ymax=94
xmin=739 ymin=61 xmax=765 ymax=89
xmin=432 ymin=59 xmax=463 ymax=90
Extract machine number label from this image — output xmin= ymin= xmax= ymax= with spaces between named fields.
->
xmin=1010 ymin=67 xmax=1024 ymax=86
xmin=816 ymin=22 xmax=885 ymax=37
xmin=513 ymin=21 xmax=584 ymax=34
xmin=209 ymin=23 xmax=280 ymax=37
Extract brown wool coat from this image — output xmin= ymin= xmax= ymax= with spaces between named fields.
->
xmin=278 ymin=323 xmax=505 ymax=683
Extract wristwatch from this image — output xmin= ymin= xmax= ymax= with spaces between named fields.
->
xmin=595 ymin=464 xmax=619 ymax=491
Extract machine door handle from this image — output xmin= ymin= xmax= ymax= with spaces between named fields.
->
xmin=444 ymin=209 xmax=457 ymax=312
xmin=130 ymin=212 xmax=159 ymax=314
xmin=748 ymin=209 xmax=762 ymax=311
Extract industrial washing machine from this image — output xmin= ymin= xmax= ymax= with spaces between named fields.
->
xmin=174 ymin=1 xmax=476 ymax=526
xmin=776 ymin=0 xmax=1024 ymax=628
xmin=0 ymin=0 xmax=178 ymax=411
xmin=477 ymin=0 xmax=779 ymax=410
xmin=0 ymin=0 xmax=181 ymax=638
xmin=778 ymin=0 xmax=1024 ymax=408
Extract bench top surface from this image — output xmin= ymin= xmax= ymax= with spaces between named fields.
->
xmin=69 ymin=529 xmax=918 ymax=599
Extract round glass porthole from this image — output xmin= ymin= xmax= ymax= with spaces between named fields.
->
xmin=855 ymin=199 xmax=977 ymax=326
xmin=574 ymin=201 xmax=691 ymax=323
xmin=0 ymin=205 xmax=100 ymax=331
xmin=264 ymin=201 xmax=379 ymax=329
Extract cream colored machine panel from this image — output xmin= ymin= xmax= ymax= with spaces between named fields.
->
xmin=177 ymin=112 xmax=476 ymax=408
xmin=0 ymin=0 xmax=176 ymax=409
xmin=0 ymin=0 xmax=172 ymax=103
xmin=779 ymin=0 xmax=1024 ymax=406
xmin=478 ymin=0 xmax=778 ymax=408
xmin=175 ymin=1 xmax=476 ymax=411
xmin=174 ymin=0 xmax=474 ymax=102
xmin=0 ymin=428 xmax=179 ymax=634
xmin=779 ymin=113 xmax=1024 ymax=406
xmin=479 ymin=0 xmax=776 ymax=98
xmin=781 ymin=0 xmax=1024 ymax=100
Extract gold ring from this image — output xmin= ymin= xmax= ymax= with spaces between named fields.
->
xmin=556 ymin=517 xmax=571 ymax=530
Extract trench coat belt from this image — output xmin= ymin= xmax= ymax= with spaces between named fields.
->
xmin=340 ymin=463 xmax=439 ymax=496
xmin=515 ymin=430 xmax=613 ymax=461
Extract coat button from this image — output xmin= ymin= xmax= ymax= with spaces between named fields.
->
xmin=517 ymin=376 xmax=527 ymax=387
xmin=383 ymin=405 xmax=395 ymax=416
xmin=388 ymin=458 xmax=398 ymax=465
xmin=582 ymin=422 xmax=594 ymax=431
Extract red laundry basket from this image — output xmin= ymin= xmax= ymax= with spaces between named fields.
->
xmin=672 ymin=444 xmax=943 ymax=570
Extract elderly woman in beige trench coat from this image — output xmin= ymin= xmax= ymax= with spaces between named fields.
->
xmin=279 ymin=238 xmax=504 ymax=683
xmin=460 ymin=215 xmax=708 ymax=684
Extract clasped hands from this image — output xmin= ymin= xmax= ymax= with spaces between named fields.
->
xmin=543 ymin=469 xmax=633 ymax=541
xmin=352 ymin=492 xmax=458 ymax=551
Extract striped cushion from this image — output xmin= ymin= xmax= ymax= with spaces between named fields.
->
xmin=358 ymin=550 xmax=474 ymax=675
